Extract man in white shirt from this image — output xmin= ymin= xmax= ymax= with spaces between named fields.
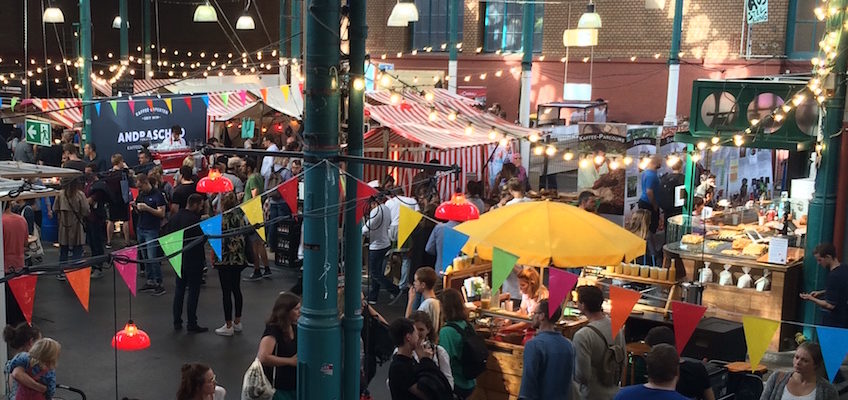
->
xmin=385 ymin=187 xmax=420 ymax=292
xmin=363 ymin=198 xmax=400 ymax=304
xmin=260 ymin=133 xmax=284 ymax=188
xmin=164 ymin=125 xmax=187 ymax=149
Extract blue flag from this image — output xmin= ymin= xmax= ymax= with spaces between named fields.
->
xmin=817 ymin=326 xmax=848 ymax=382
xmin=201 ymin=95 xmax=210 ymax=107
xmin=199 ymin=214 xmax=223 ymax=261
xmin=441 ymin=227 xmax=469 ymax=272
xmin=94 ymin=102 xmax=101 ymax=116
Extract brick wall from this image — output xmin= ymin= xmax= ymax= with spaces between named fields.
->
xmin=366 ymin=0 xmax=790 ymax=61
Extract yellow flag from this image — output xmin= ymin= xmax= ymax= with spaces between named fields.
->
xmin=242 ymin=196 xmax=265 ymax=241
xmin=281 ymin=85 xmax=290 ymax=101
xmin=742 ymin=316 xmax=780 ymax=372
xmin=398 ymin=207 xmax=423 ymax=249
xmin=164 ymin=98 xmax=173 ymax=112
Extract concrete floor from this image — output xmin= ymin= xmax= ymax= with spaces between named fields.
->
xmin=28 ymin=244 xmax=402 ymax=400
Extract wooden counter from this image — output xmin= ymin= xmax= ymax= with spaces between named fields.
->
xmin=664 ymin=243 xmax=802 ymax=351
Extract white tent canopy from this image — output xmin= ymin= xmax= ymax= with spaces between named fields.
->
xmin=165 ymin=75 xmax=303 ymax=119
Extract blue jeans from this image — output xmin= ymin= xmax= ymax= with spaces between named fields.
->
xmin=368 ymin=246 xmax=397 ymax=302
xmin=137 ymin=228 xmax=162 ymax=284
xmin=268 ymin=201 xmax=291 ymax=251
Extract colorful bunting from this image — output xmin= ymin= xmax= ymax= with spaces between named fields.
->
xmin=355 ymin=180 xmax=378 ymax=222
xmin=609 ymin=285 xmax=641 ymax=339
xmin=114 ymin=247 xmax=138 ymax=296
xmin=94 ymin=102 xmax=101 ymax=116
xmin=281 ymin=85 xmax=290 ymax=101
xmin=491 ymin=247 xmax=518 ymax=293
xmin=8 ymin=275 xmax=37 ymax=325
xmin=742 ymin=316 xmax=780 ymax=372
xmin=816 ymin=326 xmax=848 ymax=382
xmin=41 ymin=100 xmax=48 ymax=112
xmin=183 ymin=96 xmax=193 ymax=112
xmin=548 ymin=269 xmax=579 ymax=318
xmin=671 ymin=301 xmax=707 ymax=354
xmin=164 ymin=98 xmax=173 ymax=112
xmin=243 ymin=196 xmax=265 ymax=241
xmin=441 ymin=227 xmax=470 ymax=272
xmin=146 ymin=99 xmax=154 ymax=111
xmin=199 ymin=215 xmax=223 ymax=261
xmin=66 ymin=267 xmax=91 ymax=311
xmin=10 ymin=97 xmax=18 ymax=109
xmin=128 ymin=99 xmax=135 ymax=113
xmin=159 ymin=230 xmax=185 ymax=278
xmin=277 ymin=178 xmax=299 ymax=216
xmin=109 ymin=100 xmax=118 ymax=115
xmin=397 ymin=207 xmax=423 ymax=249
xmin=260 ymin=88 xmax=268 ymax=103
xmin=221 ymin=92 xmax=229 ymax=107
xmin=201 ymin=95 xmax=209 ymax=107
xmin=238 ymin=90 xmax=247 ymax=105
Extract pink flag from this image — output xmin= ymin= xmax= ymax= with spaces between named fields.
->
xmin=238 ymin=90 xmax=247 ymax=105
xmin=548 ymin=269 xmax=579 ymax=318
xmin=114 ymin=247 xmax=138 ymax=296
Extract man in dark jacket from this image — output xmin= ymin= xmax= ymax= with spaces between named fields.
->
xmin=170 ymin=193 xmax=208 ymax=333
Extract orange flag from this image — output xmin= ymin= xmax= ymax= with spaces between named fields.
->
xmin=260 ymin=87 xmax=268 ymax=103
xmin=66 ymin=267 xmax=92 ymax=311
xmin=8 ymin=275 xmax=37 ymax=325
xmin=609 ymin=285 xmax=641 ymax=338
xmin=146 ymin=99 xmax=154 ymax=111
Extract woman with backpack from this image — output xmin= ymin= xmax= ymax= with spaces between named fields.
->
xmin=438 ymin=288 xmax=477 ymax=399
xmin=54 ymin=177 xmax=89 ymax=280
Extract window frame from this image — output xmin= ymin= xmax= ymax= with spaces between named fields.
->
xmin=786 ymin=0 xmax=825 ymax=59
xmin=411 ymin=0 xmax=464 ymax=51
xmin=481 ymin=1 xmax=544 ymax=54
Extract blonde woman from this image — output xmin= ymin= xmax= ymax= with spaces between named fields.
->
xmin=8 ymin=337 xmax=60 ymax=399
xmin=626 ymin=209 xmax=655 ymax=265
xmin=501 ymin=267 xmax=549 ymax=333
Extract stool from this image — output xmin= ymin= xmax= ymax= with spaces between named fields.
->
xmin=624 ymin=342 xmax=652 ymax=385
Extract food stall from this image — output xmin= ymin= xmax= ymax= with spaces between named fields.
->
xmin=447 ymin=201 xmax=647 ymax=399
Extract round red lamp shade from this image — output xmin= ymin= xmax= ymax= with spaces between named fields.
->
xmin=112 ymin=320 xmax=151 ymax=351
xmin=435 ymin=193 xmax=479 ymax=222
xmin=196 ymin=169 xmax=234 ymax=194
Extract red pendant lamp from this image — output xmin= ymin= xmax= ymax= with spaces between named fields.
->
xmin=435 ymin=193 xmax=479 ymax=222
xmin=196 ymin=168 xmax=234 ymax=194
xmin=112 ymin=320 xmax=151 ymax=351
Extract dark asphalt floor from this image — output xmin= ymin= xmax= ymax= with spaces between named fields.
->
xmin=28 ymin=243 xmax=401 ymax=400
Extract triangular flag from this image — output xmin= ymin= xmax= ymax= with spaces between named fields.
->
xmin=281 ymin=85 xmax=290 ymax=101
xmin=491 ymin=247 xmax=518 ymax=293
xmin=221 ymin=92 xmax=230 ymax=107
xmin=109 ymin=100 xmax=118 ymax=115
xmin=146 ymin=99 xmax=154 ymax=111
xmin=609 ymin=285 xmax=641 ymax=339
xmin=201 ymin=95 xmax=209 ymax=107
xmin=671 ymin=301 xmax=707 ymax=354
xmin=159 ymin=230 xmax=185 ymax=278
xmin=8 ymin=275 xmax=37 ymax=325
xmin=238 ymin=90 xmax=247 ymax=105
xmin=817 ymin=326 xmax=848 ymax=382
xmin=41 ymin=100 xmax=48 ymax=112
xmin=128 ymin=99 xmax=135 ymax=113
xmin=11 ymin=97 xmax=19 ymax=110
xmin=243 ymin=196 xmax=265 ymax=241
xmin=277 ymin=178 xmax=299 ymax=216
xmin=742 ymin=316 xmax=780 ymax=372
xmin=397 ymin=207 xmax=423 ymax=249
xmin=183 ymin=96 xmax=193 ymax=112
xmin=94 ymin=102 xmax=101 ymax=116
xmin=548 ymin=269 xmax=579 ymax=318
xmin=65 ymin=267 xmax=91 ymax=311
xmin=114 ymin=247 xmax=138 ymax=296
xmin=164 ymin=98 xmax=173 ymax=112
xmin=199 ymin=215 xmax=223 ymax=261
xmin=260 ymin=88 xmax=268 ymax=103
xmin=355 ymin=180 xmax=378 ymax=222
xmin=441 ymin=227 xmax=470 ymax=272
xmin=298 ymin=82 xmax=304 ymax=94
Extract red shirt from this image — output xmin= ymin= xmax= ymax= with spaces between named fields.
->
xmin=3 ymin=212 xmax=28 ymax=272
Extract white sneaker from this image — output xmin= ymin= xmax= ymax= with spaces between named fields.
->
xmin=233 ymin=322 xmax=243 ymax=333
xmin=214 ymin=324 xmax=234 ymax=336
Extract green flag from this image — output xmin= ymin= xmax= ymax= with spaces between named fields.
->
xmin=109 ymin=100 xmax=118 ymax=115
xmin=10 ymin=97 xmax=18 ymax=109
xmin=492 ymin=247 xmax=519 ymax=294
xmin=221 ymin=92 xmax=229 ymax=107
xmin=159 ymin=230 xmax=185 ymax=278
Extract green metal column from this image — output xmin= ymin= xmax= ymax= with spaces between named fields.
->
xmin=143 ymin=0 xmax=152 ymax=77
xmin=80 ymin=0 xmax=92 ymax=146
xmin=802 ymin=0 xmax=847 ymax=330
xmin=342 ymin=0 xmax=367 ymax=397
xmin=297 ymin=0 xmax=341 ymax=397
xmin=447 ymin=0 xmax=458 ymax=93
xmin=517 ymin=1 xmax=534 ymax=128
xmin=119 ymin=0 xmax=128 ymax=61
xmin=280 ymin=0 xmax=289 ymax=77
xmin=683 ymin=144 xmax=695 ymax=231
xmin=663 ymin=0 xmax=684 ymax=126
xmin=292 ymin=0 xmax=302 ymax=62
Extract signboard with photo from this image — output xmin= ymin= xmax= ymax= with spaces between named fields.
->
xmin=624 ymin=126 xmax=660 ymax=222
xmin=577 ymin=122 xmax=627 ymax=216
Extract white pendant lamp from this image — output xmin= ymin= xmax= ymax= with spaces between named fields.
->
xmin=193 ymin=2 xmax=218 ymax=22
xmin=43 ymin=5 xmax=65 ymax=23
xmin=387 ymin=8 xmax=409 ymax=27
xmin=387 ymin=0 xmax=419 ymax=26
xmin=236 ymin=14 xmax=256 ymax=30
xmin=112 ymin=16 xmax=129 ymax=29
xmin=577 ymin=1 xmax=602 ymax=29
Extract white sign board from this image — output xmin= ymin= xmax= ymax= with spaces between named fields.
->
xmin=768 ymin=237 xmax=789 ymax=265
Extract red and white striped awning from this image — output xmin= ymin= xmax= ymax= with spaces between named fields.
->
xmin=134 ymin=79 xmax=179 ymax=95
xmin=206 ymin=91 xmax=260 ymax=120
xmin=92 ymin=79 xmax=112 ymax=97
xmin=366 ymin=88 xmax=480 ymax=107
xmin=31 ymin=98 xmax=82 ymax=129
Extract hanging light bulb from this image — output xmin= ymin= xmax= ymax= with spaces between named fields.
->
xmin=193 ymin=1 xmax=218 ymax=22
xmin=578 ymin=0 xmax=602 ymax=29
xmin=792 ymin=94 xmax=805 ymax=106
xmin=697 ymin=141 xmax=707 ymax=150
xmin=448 ymin=110 xmax=457 ymax=121
xmin=488 ymin=127 xmax=497 ymax=140
xmin=499 ymin=137 xmax=509 ymax=147
xmin=733 ymin=134 xmax=744 ymax=147
xmin=691 ymin=152 xmax=701 ymax=163
xmin=380 ymin=74 xmax=392 ymax=87
xmin=353 ymin=77 xmax=365 ymax=91
xmin=710 ymin=136 xmax=720 ymax=145
xmin=623 ymin=155 xmax=633 ymax=165
xmin=750 ymin=118 xmax=760 ymax=126
xmin=389 ymin=91 xmax=401 ymax=105
xmin=594 ymin=154 xmax=605 ymax=165
xmin=528 ymin=132 xmax=540 ymax=143
xmin=781 ymin=104 xmax=792 ymax=113
xmin=43 ymin=3 xmax=65 ymax=23
xmin=609 ymin=158 xmax=620 ymax=170
xmin=465 ymin=122 xmax=473 ymax=135
xmin=545 ymin=146 xmax=556 ymax=156
xmin=579 ymin=157 xmax=591 ymax=169
xmin=774 ymin=113 xmax=784 ymax=122
xmin=236 ymin=13 xmax=256 ymax=30
xmin=424 ymin=91 xmax=435 ymax=102
xmin=666 ymin=154 xmax=680 ymax=167
xmin=534 ymin=145 xmax=544 ymax=156
xmin=710 ymin=145 xmax=719 ymax=152
xmin=428 ymin=107 xmax=438 ymax=121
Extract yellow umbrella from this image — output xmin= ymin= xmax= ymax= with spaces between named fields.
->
xmin=454 ymin=200 xmax=645 ymax=267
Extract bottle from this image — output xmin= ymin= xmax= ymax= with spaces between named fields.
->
xmin=668 ymin=260 xmax=677 ymax=282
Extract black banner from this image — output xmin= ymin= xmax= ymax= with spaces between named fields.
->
xmin=89 ymin=94 xmax=208 ymax=166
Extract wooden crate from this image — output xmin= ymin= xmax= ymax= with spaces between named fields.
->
xmin=473 ymin=340 xmax=524 ymax=399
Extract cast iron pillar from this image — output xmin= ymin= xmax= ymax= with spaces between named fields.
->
xmin=518 ymin=1 xmax=534 ymax=128
xmin=143 ymin=0 xmax=152 ymax=77
xmin=119 ymin=0 xmax=128 ymax=62
xmin=80 ymin=0 xmax=92 ymax=146
xmin=663 ymin=0 xmax=684 ymax=126
xmin=447 ymin=0 xmax=459 ymax=93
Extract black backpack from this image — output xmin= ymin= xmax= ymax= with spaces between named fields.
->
xmin=444 ymin=322 xmax=489 ymax=379
xmin=415 ymin=362 xmax=456 ymax=400
xmin=657 ymin=172 xmax=684 ymax=213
